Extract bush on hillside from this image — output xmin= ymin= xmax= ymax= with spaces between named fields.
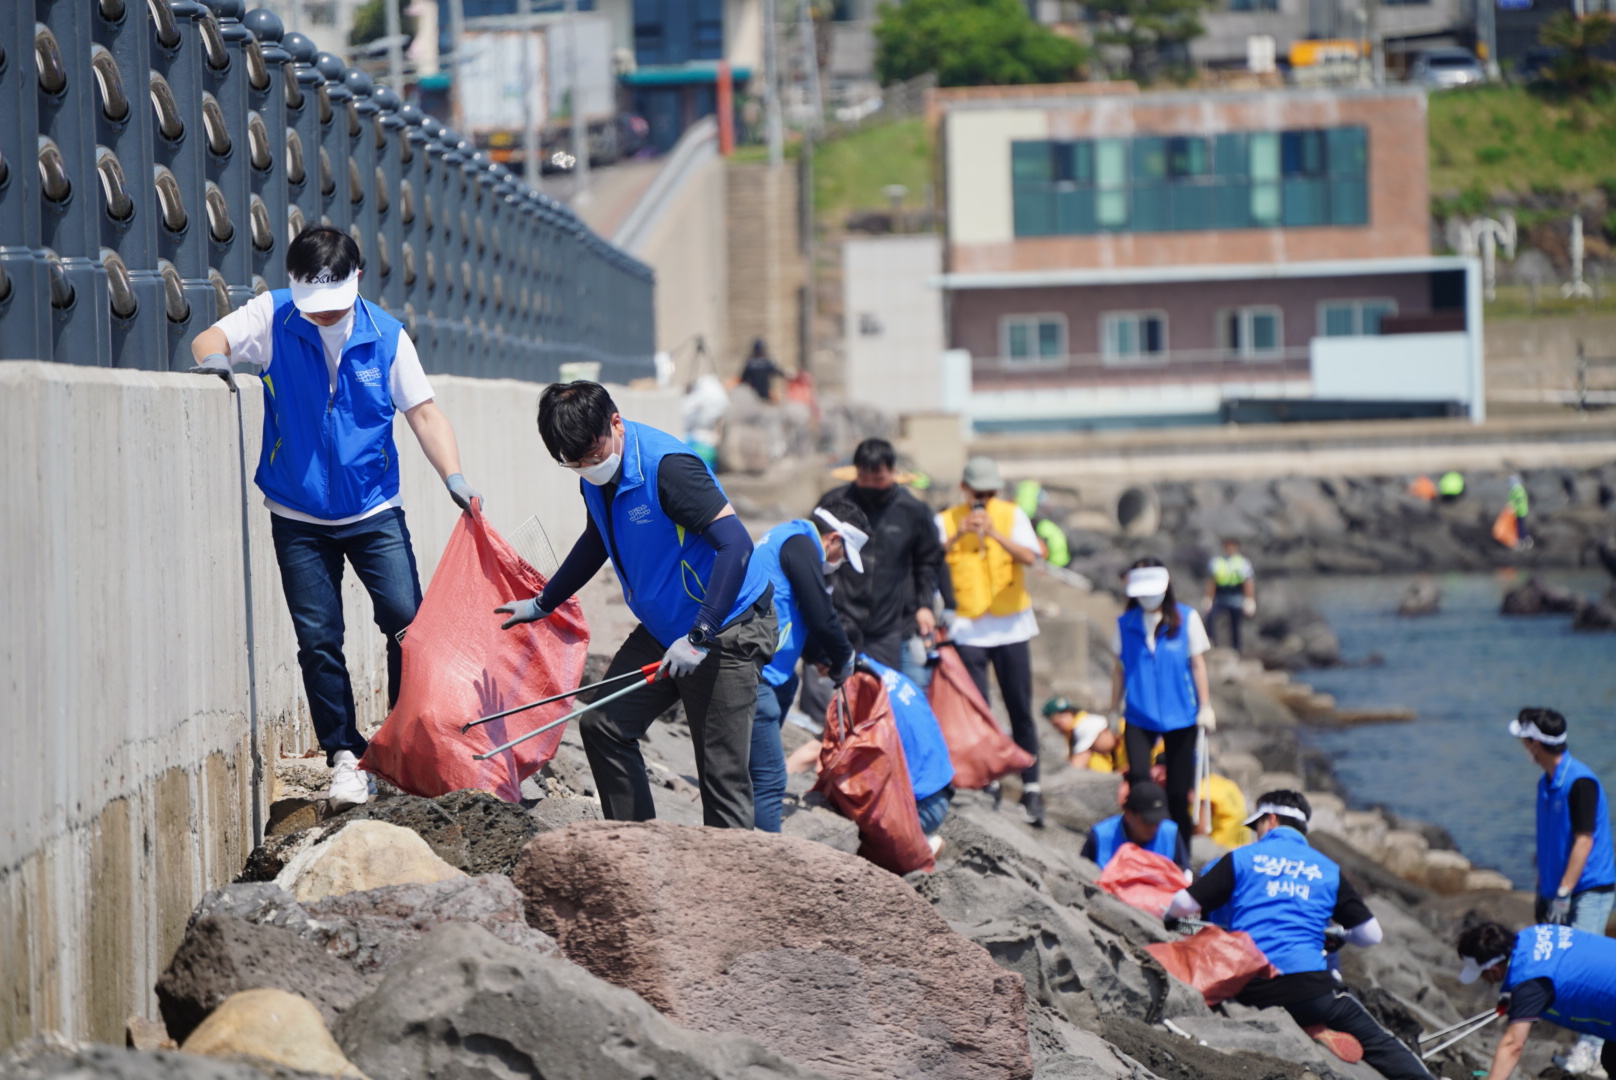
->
xmin=1537 ymin=12 xmax=1616 ymax=95
xmin=873 ymin=0 xmax=1089 ymax=87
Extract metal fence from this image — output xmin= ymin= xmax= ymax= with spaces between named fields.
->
xmin=2 ymin=0 xmax=655 ymax=382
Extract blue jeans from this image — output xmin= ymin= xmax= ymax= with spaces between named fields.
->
xmin=917 ymin=787 xmax=952 ymax=835
xmin=270 ymin=507 xmax=422 ymax=764
xmin=751 ymin=676 xmax=788 ymax=832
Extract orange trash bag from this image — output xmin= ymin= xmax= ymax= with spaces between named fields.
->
xmin=812 ymin=672 xmax=936 ymax=876
xmin=1493 ymin=506 xmax=1518 ymax=548
xmin=1146 ymin=926 xmax=1279 ymax=1007
xmin=927 ymin=644 xmax=1036 ymax=789
xmin=1096 ymin=843 xmax=1187 ymax=916
xmin=360 ymin=502 xmax=590 ymax=801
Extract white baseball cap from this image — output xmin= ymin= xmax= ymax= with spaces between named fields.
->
xmin=813 ymin=507 xmax=867 ymax=573
xmin=289 ymin=268 xmax=360 ymax=313
xmin=1124 ymin=565 xmax=1171 ymax=597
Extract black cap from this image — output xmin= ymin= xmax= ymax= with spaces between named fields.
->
xmin=1124 ymin=780 xmax=1169 ymax=824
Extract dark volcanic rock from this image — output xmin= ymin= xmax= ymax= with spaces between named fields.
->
xmin=1501 ymin=577 xmax=1578 ymax=615
xmin=1099 ymin=1016 xmax=1304 ymax=1080
xmin=325 ymin=795 xmax=468 ymax=869
xmin=1573 ymin=595 xmax=1616 ymax=631
xmin=1396 ymin=579 xmax=1441 ymax=617
xmin=0 ymin=1038 xmax=326 ymax=1079
xmin=528 ymin=794 xmax=603 ymax=832
xmin=432 ymin=788 xmax=538 ymax=874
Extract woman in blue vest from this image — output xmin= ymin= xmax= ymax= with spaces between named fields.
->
xmin=747 ymin=501 xmax=866 ymax=832
xmin=1458 ymin=920 xmax=1616 ymax=1079
xmin=189 ymin=227 xmax=481 ymax=810
xmin=1108 ymin=559 xmax=1215 ymax=844
xmin=497 ymin=382 xmax=776 ymax=829
xmin=1081 ymin=779 xmax=1190 ymax=872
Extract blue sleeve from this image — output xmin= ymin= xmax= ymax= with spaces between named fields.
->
xmin=537 ymin=516 xmax=608 ymax=611
xmin=693 ymin=513 xmax=753 ymax=635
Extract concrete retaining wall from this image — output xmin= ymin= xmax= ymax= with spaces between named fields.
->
xmin=0 ymin=361 xmax=677 ymax=1048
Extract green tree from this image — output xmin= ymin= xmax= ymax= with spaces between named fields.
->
xmin=873 ymin=0 xmax=1088 ymax=88
xmin=1086 ymin=0 xmax=1210 ymax=84
xmin=1538 ymin=12 xmax=1616 ymax=95
xmin=349 ymin=0 xmax=416 ymax=47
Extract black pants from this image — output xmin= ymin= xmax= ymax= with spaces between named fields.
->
xmin=1283 ymin=989 xmax=1436 ymax=1080
xmin=956 ymin=640 xmax=1039 ymax=785
xmin=1125 ymin=723 xmax=1198 ymax=842
xmin=1210 ymin=602 xmax=1244 ymax=651
xmin=579 ymin=597 xmax=777 ymax=829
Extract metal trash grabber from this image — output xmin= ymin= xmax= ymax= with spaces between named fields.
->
xmin=473 ymin=666 xmax=665 ymax=760
xmin=1418 ymin=1009 xmax=1499 ymax=1060
xmin=461 ymin=662 xmax=661 ymax=733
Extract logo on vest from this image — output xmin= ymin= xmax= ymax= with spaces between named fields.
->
xmin=628 ymin=505 xmax=653 ymax=525
xmin=354 ymin=366 xmax=382 ymax=386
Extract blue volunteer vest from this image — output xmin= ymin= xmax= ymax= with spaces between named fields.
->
xmin=862 ymin=655 xmax=955 ymax=802
xmin=755 ymin=519 xmax=824 ymax=687
xmin=1215 ymin=826 xmax=1341 ymax=975
xmin=255 ymin=293 xmax=404 ymax=520
xmin=1090 ymin=814 xmax=1181 ymax=870
xmin=1118 ymin=604 xmax=1200 ymax=734
xmin=1536 ymin=753 xmax=1616 ymax=898
xmin=580 ymin=421 xmax=769 ymax=648
xmin=1505 ymin=924 xmax=1616 ymax=1039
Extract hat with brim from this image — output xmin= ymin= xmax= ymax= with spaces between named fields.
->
xmin=962 ymin=456 xmax=1003 ymax=493
xmin=1458 ymin=955 xmax=1504 ymax=985
xmin=813 ymin=507 xmax=867 ymax=574
xmin=1124 ymin=566 xmax=1171 ymax=598
xmin=1243 ymin=801 xmax=1311 ymax=828
xmin=1124 ymin=780 xmax=1170 ymax=824
xmin=290 ymin=269 xmax=360 ymax=313
xmin=1071 ymin=713 xmax=1110 ymax=754
xmin=1507 ymin=717 xmax=1566 ymax=745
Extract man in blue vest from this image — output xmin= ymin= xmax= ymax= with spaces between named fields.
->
xmin=747 ymin=500 xmax=867 ymax=832
xmin=1081 ymin=780 xmax=1190 ymax=873
xmin=189 ymin=227 xmax=480 ymax=810
xmin=1457 ymin=920 xmax=1616 ymax=1079
xmin=497 ymin=382 xmax=776 ymax=829
xmin=1164 ymin=790 xmax=1437 ymax=1080
xmin=1510 ymin=707 xmax=1615 ymax=1074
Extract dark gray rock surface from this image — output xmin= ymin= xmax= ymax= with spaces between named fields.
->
xmin=432 ymin=788 xmax=538 ymax=874
xmin=0 ymin=1038 xmax=328 ymax=1080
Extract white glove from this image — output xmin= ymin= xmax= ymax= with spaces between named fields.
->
xmin=1197 ymin=704 xmax=1217 ymax=731
xmin=659 ymin=635 xmax=709 ymax=679
xmin=1243 ymin=597 xmax=1257 ymax=618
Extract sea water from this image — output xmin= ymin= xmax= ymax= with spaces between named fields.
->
xmin=1290 ymin=571 xmax=1616 ymax=889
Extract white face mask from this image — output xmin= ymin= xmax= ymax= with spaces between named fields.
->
xmin=567 ymin=453 xmax=620 ymax=486
xmin=1138 ymin=592 xmax=1166 ymax=611
xmin=824 ymin=558 xmax=844 ymax=574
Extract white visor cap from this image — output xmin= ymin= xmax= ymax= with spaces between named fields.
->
xmin=1508 ymin=717 xmax=1567 ymax=745
xmin=290 ymin=268 xmax=360 ymax=313
xmin=813 ymin=507 xmax=867 ymax=574
xmin=1124 ymin=565 xmax=1171 ymax=598
xmin=1458 ymin=955 xmax=1504 ymax=985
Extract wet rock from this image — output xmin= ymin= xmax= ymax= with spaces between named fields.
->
xmin=155 ymin=915 xmax=371 ymax=1044
xmin=1501 ymin=577 xmax=1578 ymax=615
xmin=334 ymin=922 xmax=824 ymax=1080
xmin=1396 ymin=579 xmax=1441 ymax=617
xmin=275 ymin=820 xmax=465 ymax=902
xmin=513 ymin=820 xmax=1032 ymax=1080
xmin=180 ymin=989 xmax=366 ymax=1079
xmin=0 ymin=1037 xmax=320 ymax=1079
xmin=1572 ymin=595 xmax=1616 ymax=631
xmin=325 ymin=795 xmax=468 ymax=869
xmin=529 ymin=793 xmax=602 ymax=831
xmin=432 ymin=788 xmax=538 ymax=874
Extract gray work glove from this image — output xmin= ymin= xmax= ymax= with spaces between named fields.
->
xmin=496 ymin=597 xmax=551 ymax=631
xmin=1548 ymin=893 xmax=1572 ymax=924
xmin=446 ymin=472 xmax=483 ymax=511
xmin=659 ymin=636 xmax=709 ymax=679
xmin=187 ymin=352 xmax=238 ymax=391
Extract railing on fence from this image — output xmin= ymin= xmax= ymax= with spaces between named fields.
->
xmin=2 ymin=0 xmax=655 ymax=383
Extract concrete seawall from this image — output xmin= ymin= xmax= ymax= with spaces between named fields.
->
xmin=0 ymin=361 xmax=677 ymax=1048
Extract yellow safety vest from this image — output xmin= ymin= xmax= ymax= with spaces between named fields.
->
xmin=1211 ymin=556 xmax=1250 ymax=588
xmin=944 ymin=498 xmax=1031 ymax=619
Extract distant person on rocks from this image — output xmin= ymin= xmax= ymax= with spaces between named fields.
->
xmin=1082 ymin=779 xmax=1190 ymax=873
xmin=739 ymin=339 xmax=786 ymax=403
xmin=938 ymin=456 xmax=1045 ymax=827
xmin=1110 ymin=560 xmax=1214 ymax=845
xmin=746 ymin=501 xmax=867 ymax=832
xmin=1203 ymin=538 xmax=1256 ymax=652
xmin=1044 ymin=697 xmax=1119 ymax=771
xmin=1456 ymin=920 xmax=1616 ymax=1080
xmin=1014 ymin=480 xmax=1071 ymax=568
xmin=498 ymin=381 xmax=776 ymax=829
xmin=1165 ymin=791 xmax=1438 ymax=1080
xmin=1509 ymin=474 xmax=1533 ymax=550
xmin=1438 ymin=470 xmax=1465 ymax=502
xmin=188 ymin=226 xmax=480 ymax=810
xmin=1510 ymin=706 xmax=1614 ymax=1074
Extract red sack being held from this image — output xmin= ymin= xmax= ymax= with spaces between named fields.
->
xmin=1146 ymin=926 xmax=1279 ymax=1007
xmin=1096 ymin=843 xmax=1187 ymax=916
xmin=927 ymin=643 xmax=1036 ymax=789
xmin=812 ymin=672 xmax=936 ymax=875
xmin=360 ymin=503 xmax=589 ymax=801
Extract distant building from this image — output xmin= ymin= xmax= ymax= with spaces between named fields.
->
xmin=926 ymin=84 xmax=1483 ymax=432
xmin=1193 ymin=0 xmax=1471 ymax=72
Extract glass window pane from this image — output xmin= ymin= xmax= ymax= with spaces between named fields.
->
xmin=1072 ymin=141 xmax=1094 ymax=184
xmin=1012 ymin=141 xmax=1053 ymax=183
xmin=1251 ymin=180 xmax=1280 ymax=225
xmin=1142 ymin=316 xmax=1163 ymax=354
xmin=1249 ymin=133 xmax=1279 ymax=181
xmin=1327 ymin=126 xmax=1368 ymax=177
xmin=1132 ymin=185 xmax=1168 ymax=232
xmin=1168 ymin=137 xmax=1209 ymax=177
xmin=1361 ymin=301 xmax=1394 ymax=334
xmin=1171 ymin=184 xmax=1215 ymax=230
xmin=1097 ymin=189 xmax=1128 ymax=228
xmin=1096 ymin=139 xmax=1128 ymax=186
xmin=1283 ymin=177 xmax=1328 ymax=226
xmin=1215 ymin=134 xmax=1247 ymax=178
xmin=1051 ymin=142 xmax=1076 ymax=184
xmin=1056 ymin=188 xmax=1096 ymax=234
xmin=1251 ymin=311 xmax=1279 ymax=351
xmin=1008 ymin=322 xmax=1030 ymax=358
xmin=1014 ymin=186 xmax=1056 ymax=236
xmin=1330 ymin=178 xmax=1368 ymax=225
xmin=1282 ymin=131 xmax=1326 ymax=176
xmin=1134 ymin=137 xmax=1167 ymax=181
xmin=1322 ymin=304 xmax=1356 ymax=336
xmin=1216 ymin=181 xmax=1250 ymax=228
xmin=1038 ymin=320 xmax=1063 ymax=357
xmin=1226 ymin=311 xmax=1241 ymax=351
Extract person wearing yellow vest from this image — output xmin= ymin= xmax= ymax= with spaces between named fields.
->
xmin=936 ymin=456 xmax=1045 ymax=825
xmin=1203 ymin=538 xmax=1256 ymax=652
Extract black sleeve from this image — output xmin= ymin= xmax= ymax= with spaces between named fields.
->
xmin=656 ymin=453 xmax=731 ymax=532
xmin=1186 ymin=853 xmax=1236 ymax=912
xmin=907 ymin=497 xmax=942 ymax=612
xmin=1332 ymin=873 xmax=1375 ymax=930
xmin=779 ymin=534 xmax=853 ymax=672
xmin=1507 ymin=977 xmax=1555 ymax=1023
xmin=1081 ymin=831 xmax=1098 ymax=864
xmin=1174 ymin=830 xmax=1192 ymax=872
xmin=693 ymin=514 xmax=754 ymax=634
xmin=537 ymin=517 xmax=609 ymax=611
xmin=1569 ymin=778 xmax=1602 ymax=835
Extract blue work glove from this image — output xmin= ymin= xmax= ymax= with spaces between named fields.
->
xmin=496 ymin=597 xmax=551 ymax=631
xmin=1548 ymin=893 xmax=1572 ymax=924
xmin=659 ymin=636 xmax=709 ymax=679
xmin=446 ymin=473 xmax=483 ymax=511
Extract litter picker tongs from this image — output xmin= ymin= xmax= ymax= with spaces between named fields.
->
xmin=1417 ymin=1008 xmax=1500 ymax=1060
xmin=461 ymin=662 xmax=662 ymax=734
xmin=471 ymin=664 xmax=664 ymax=761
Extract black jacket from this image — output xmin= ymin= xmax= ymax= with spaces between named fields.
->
xmin=818 ymin=482 xmax=951 ymax=645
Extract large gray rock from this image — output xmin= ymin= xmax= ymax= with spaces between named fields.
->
xmin=0 ymin=1037 xmax=327 ymax=1079
xmin=335 ymin=921 xmax=826 ymax=1080
xmin=778 ymin=793 xmax=860 ymax=854
xmin=1171 ymin=1010 xmax=1382 ymax=1080
xmin=432 ymin=788 xmax=538 ymax=874
xmin=1024 ymin=1003 xmax=1141 ymax=1080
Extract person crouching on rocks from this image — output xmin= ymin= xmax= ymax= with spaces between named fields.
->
xmin=1164 ymin=791 xmax=1438 ymax=1080
xmin=1457 ymin=920 xmax=1616 ymax=1080
xmin=1081 ymin=779 xmax=1190 ymax=875
xmin=1109 ymin=560 xmax=1214 ymax=845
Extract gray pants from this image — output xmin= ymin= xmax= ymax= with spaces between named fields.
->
xmin=580 ymin=596 xmax=777 ymax=829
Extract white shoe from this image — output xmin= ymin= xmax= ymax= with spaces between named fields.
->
xmin=927 ymin=834 xmax=944 ymax=857
xmin=1554 ymin=1041 xmax=1606 ymax=1076
xmin=328 ymin=751 xmax=371 ymax=810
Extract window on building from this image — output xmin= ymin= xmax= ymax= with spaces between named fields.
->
xmin=1319 ymin=298 xmax=1397 ymax=336
xmin=634 ymin=0 xmax=723 ymax=65
xmin=1010 ymin=125 xmax=1369 ymax=237
xmin=1220 ymin=306 xmax=1284 ymax=357
xmin=1101 ymin=311 xmax=1168 ymax=361
xmin=1228 ymin=0 xmax=1280 ymax=9
xmin=1003 ymin=314 xmax=1067 ymax=363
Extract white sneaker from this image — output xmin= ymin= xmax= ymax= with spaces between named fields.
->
xmin=328 ymin=750 xmax=371 ymax=810
xmin=1553 ymin=1041 xmax=1606 ymax=1076
xmin=927 ymin=834 xmax=944 ymax=857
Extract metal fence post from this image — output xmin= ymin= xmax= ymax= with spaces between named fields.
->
xmin=202 ymin=0 xmax=254 ymax=311
xmin=344 ymin=65 xmax=379 ymax=304
xmin=314 ymin=52 xmax=351 ymax=230
xmin=372 ymin=86 xmax=404 ymax=316
xmin=0 ymin=1 xmax=50 ymax=359
xmin=281 ymin=31 xmax=319 ymax=249
xmin=244 ymin=8 xmax=289 ymax=292
xmin=397 ymin=105 xmax=428 ymax=349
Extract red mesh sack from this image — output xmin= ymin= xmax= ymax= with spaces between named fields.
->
xmin=1096 ymin=843 xmax=1187 ymax=916
xmin=360 ymin=503 xmax=590 ymax=801
xmin=812 ymin=672 xmax=936 ymax=876
xmin=927 ymin=644 xmax=1037 ymax=789
xmin=1146 ymin=926 xmax=1279 ymax=1007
